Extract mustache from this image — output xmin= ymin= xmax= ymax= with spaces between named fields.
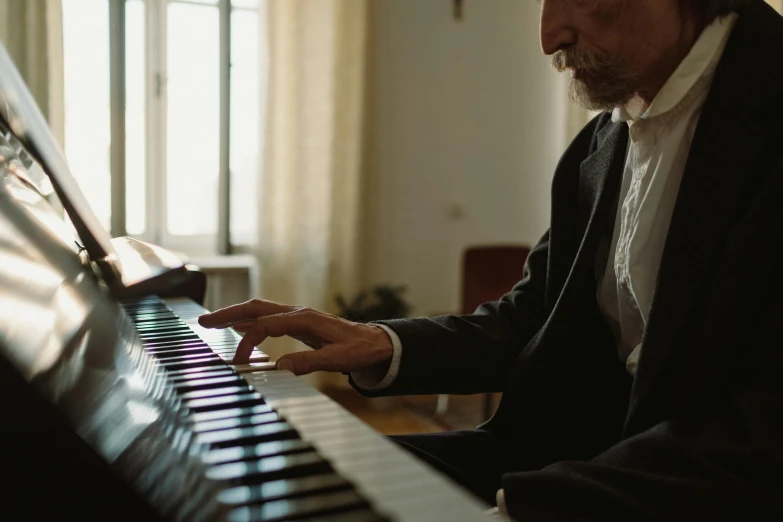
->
xmin=551 ymin=47 xmax=638 ymax=111
xmin=551 ymin=47 xmax=618 ymax=78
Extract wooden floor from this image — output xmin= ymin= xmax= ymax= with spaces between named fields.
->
xmin=321 ymin=386 xmax=501 ymax=436
xmin=321 ymin=386 xmax=444 ymax=435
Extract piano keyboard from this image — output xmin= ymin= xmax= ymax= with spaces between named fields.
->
xmin=122 ymin=296 xmax=492 ymax=522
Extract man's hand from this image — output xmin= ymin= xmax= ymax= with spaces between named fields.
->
xmin=197 ymin=299 xmax=394 ymax=375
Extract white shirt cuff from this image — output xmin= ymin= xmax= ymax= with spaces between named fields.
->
xmin=496 ymin=489 xmax=508 ymax=517
xmin=350 ymin=324 xmax=402 ymax=391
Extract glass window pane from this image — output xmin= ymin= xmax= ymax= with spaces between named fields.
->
xmin=166 ymin=2 xmax=220 ymax=236
xmin=62 ymin=0 xmax=111 ymax=232
xmin=126 ymin=0 xmax=146 ymax=236
xmin=233 ymin=0 xmax=259 ymax=9
xmin=229 ymin=6 xmax=263 ymax=246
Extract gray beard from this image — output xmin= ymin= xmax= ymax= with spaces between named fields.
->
xmin=552 ymin=49 xmax=638 ymax=112
xmin=566 ymin=76 xmax=636 ymax=112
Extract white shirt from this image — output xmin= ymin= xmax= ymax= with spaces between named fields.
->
xmin=353 ymin=14 xmax=738 ymax=390
xmin=598 ymin=13 xmax=737 ymax=375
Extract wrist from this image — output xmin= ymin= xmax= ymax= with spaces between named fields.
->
xmin=366 ymin=324 xmax=394 ymax=367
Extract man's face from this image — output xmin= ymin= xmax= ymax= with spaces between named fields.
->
xmin=540 ymin=0 xmax=686 ymax=110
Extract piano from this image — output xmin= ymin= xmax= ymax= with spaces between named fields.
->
xmin=0 ymin=44 xmax=492 ymax=521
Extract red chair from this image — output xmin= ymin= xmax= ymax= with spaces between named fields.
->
xmin=461 ymin=246 xmax=531 ymax=316
xmin=435 ymin=245 xmax=531 ymax=424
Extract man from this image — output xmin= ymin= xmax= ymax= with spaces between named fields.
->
xmin=199 ymin=0 xmax=783 ymax=520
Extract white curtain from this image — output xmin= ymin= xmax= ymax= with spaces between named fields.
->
xmin=0 ymin=0 xmax=64 ymax=144
xmin=255 ymin=0 xmax=369 ymax=384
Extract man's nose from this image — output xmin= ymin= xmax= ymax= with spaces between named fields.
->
xmin=539 ymin=0 xmax=577 ymax=55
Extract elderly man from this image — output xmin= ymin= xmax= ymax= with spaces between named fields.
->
xmin=200 ymin=0 xmax=783 ymax=520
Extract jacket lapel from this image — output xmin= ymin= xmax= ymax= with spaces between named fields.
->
xmin=626 ymin=0 xmax=782 ymax=428
xmin=577 ymin=123 xmax=628 ymax=229
xmin=551 ymin=121 xmax=628 ymax=311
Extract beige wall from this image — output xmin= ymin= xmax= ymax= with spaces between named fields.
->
xmin=363 ymin=0 xmax=567 ymax=316
xmin=769 ymin=0 xmax=782 ymax=13
xmin=362 ymin=0 xmax=782 ymax=317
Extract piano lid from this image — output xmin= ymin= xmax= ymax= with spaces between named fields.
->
xmin=0 ymin=42 xmax=189 ymax=298
xmin=0 ymin=41 xmax=115 ymax=266
xmin=0 ymin=113 xmax=218 ymax=520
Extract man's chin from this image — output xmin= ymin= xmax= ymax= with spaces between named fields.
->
xmin=567 ymin=78 xmax=632 ymax=112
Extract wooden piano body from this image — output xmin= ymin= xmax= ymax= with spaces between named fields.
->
xmin=0 ymin=44 xmax=491 ymax=522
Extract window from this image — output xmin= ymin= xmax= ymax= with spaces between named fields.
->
xmin=62 ymin=0 xmax=266 ymax=255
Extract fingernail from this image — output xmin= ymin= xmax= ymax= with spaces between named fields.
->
xmin=276 ymin=359 xmax=294 ymax=373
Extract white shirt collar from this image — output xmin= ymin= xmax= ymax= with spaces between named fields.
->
xmin=612 ymin=13 xmax=738 ymax=124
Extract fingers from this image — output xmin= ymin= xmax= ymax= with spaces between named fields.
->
xmin=198 ymin=299 xmax=297 ymax=329
xmin=229 ymin=321 xmax=257 ymax=334
xmin=274 ymin=336 xmax=387 ymax=376
xmin=231 ymin=308 xmax=335 ymax=364
xmin=275 ymin=350 xmax=339 ymax=376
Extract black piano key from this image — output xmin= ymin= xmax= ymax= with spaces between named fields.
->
xmin=197 ymin=421 xmax=298 ymax=448
xmin=217 ymin=474 xmax=351 ymax=507
xmin=206 ymin=452 xmax=331 ymax=485
xmin=159 ymin=356 xmax=224 ymax=371
xmin=144 ymin=342 xmax=212 ymax=359
xmin=134 ymin=323 xmax=186 ymax=332
xmin=137 ymin=325 xmax=192 ymax=333
xmin=191 ymin=412 xmax=280 ymax=433
xmin=146 ymin=343 xmax=210 ymax=354
xmin=163 ymin=358 xmax=228 ymax=372
xmin=195 ymin=339 xmax=241 ymax=347
xmin=226 ymin=491 xmax=368 ymax=522
xmin=199 ymin=339 xmax=243 ymax=348
xmin=141 ymin=334 xmax=200 ymax=344
xmin=202 ymin=439 xmax=313 ymax=467
xmin=154 ymin=351 xmax=217 ymax=363
xmin=209 ymin=349 xmax=244 ymax=357
xmin=167 ymin=367 xmax=236 ymax=381
xmin=144 ymin=340 xmax=209 ymax=350
xmin=138 ymin=327 xmax=197 ymax=336
xmin=185 ymin=392 xmax=264 ymax=413
xmin=123 ymin=299 xmax=384 ymax=522
xmin=148 ymin=348 xmax=214 ymax=359
xmin=188 ymin=403 xmax=274 ymax=424
xmin=141 ymin=335 xmax=202 ymax=343
xmin=158 ymin=353 xmax=226 ymax=370
xmin=151 ymin=350 xmax=217 ymax=362
xmin=139 ymin=327 xmax=200 ymax=336
xmin=141 ymin=333 xmax=202 ymax=344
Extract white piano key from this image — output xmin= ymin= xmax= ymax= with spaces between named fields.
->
xmin=165 ymin=298 xmax=271 ymax=372
xmin=160 ymin=300 xmax=492 ymax=521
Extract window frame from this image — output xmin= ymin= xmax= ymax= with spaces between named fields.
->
xmin=105 ymin=0 xmax=257 ymax=256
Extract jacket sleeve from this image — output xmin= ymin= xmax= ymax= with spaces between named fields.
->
xmin=350 ymin=230 xmax=550 ymax=397
xmin=348 ymin=113 xmax=613 ymax=398
xmin=351 ymin=113 xmax=611 ymax=397
xmin=501 ymin=298 xmax=783 ymax=522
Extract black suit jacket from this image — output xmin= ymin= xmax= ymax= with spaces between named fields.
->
xmin=354 ymin=2 xmax=783 ymax=520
